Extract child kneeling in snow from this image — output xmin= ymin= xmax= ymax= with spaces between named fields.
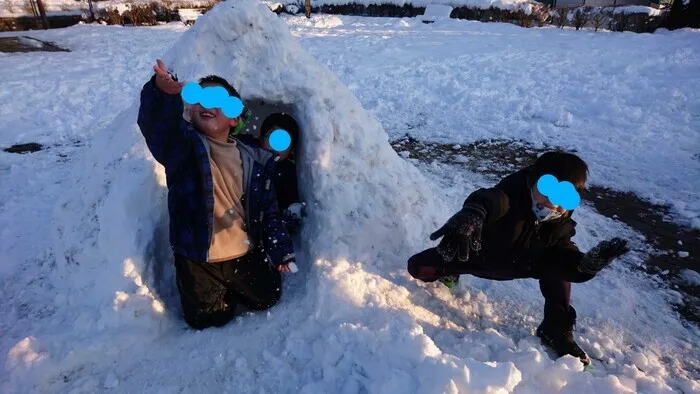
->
xmin=238 ymin=113 xmax=304 ymax=234
xmin=137 ymin=60 xmax=296 ymax=330
xmin=407 ymin=152 xmax=629 ymax=365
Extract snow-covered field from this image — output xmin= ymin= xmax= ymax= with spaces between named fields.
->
xmin=1 ymin=2 xmax=699 ymax=393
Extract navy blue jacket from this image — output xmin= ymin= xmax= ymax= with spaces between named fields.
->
xmin=137 ymin=77 xmax=295 ymax=266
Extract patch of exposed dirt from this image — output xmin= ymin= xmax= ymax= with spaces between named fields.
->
xmin=0 ymin=36 xmax=69 ymax=53
xmin=4 ymin=142 xmax=44 ymax=154
xmin=392 ymin=135 xmax=700 ymax=324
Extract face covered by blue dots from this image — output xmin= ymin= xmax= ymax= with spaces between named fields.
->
xmin=268 ymin=129 xmax=291 ymax=152
xmin=532 ymin=174 xmax=581 ymax=221
xmin=181 ymin=82 xmax=244 ymax=119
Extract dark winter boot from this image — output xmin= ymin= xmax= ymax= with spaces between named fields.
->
xmin=536 ymin=306 xmax=591 ymax=366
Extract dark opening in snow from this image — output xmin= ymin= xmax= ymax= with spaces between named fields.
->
xmin=0 ymin=36 xmax=69 ymax=53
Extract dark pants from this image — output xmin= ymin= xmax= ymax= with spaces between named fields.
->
xmin=407 ymin=248 xmax=571 ymax=322
xmin=174 ymin=251 xmax=281 ymax=329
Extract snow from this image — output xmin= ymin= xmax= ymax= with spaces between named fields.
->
xmin=1 ymin=4 xmax=700 ymax=394
xmin=678 ymin=251 xmax=690 ymax=258
xmin=613 ymin=5 xmax=664 ymax=16
xmin=16 ymin=36 xmax=44 ymax=48
xmin=680 ymin=269 xmax=700 ymax=286
xmin=421 ymin=4 xmax=454 ymax=22
xmin=286 ymin=14 xmax=700 ymax=229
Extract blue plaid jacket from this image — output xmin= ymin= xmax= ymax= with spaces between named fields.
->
xmin=137 ymin=76 xmax=295 ymax=266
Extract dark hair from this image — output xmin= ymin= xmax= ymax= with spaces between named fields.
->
xmin=260 ymin=113 xmax=299 ymax=143
xmin=198 ymin=75 xmax=240 ymax=98
xmin=530 ymin=151 xmax=588 ymax=191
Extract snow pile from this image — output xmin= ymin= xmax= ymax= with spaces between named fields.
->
xmin=420 ymin=4 xmax=454 ymax=22
xmin=613 ymin=5 xmax=664 ymax=16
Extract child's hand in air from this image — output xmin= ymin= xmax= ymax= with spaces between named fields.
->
xmin=153 ymin=59 xmax=185 ymax=95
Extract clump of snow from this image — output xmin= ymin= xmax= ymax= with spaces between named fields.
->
xmin=678 ymin=251 xmax=689 ymax=258
xmin=420 ymin=4 xmax=454 ymax=23
xmin=679 ymin=269 xmax=700 ymax=286
xmin=16 ymin=36 xmax=44 ymax=49
xmin=286 ymin=4 xmax=300 ymax=14
xmin=613 ymin=5 xmax=663 ymax=16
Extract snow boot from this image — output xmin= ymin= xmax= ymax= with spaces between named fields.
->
xmin=536 ymin=306 xmax=591 ymax=366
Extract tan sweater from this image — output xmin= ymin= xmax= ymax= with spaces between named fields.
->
xmin=206 ymin=137 xmax=250 ymax=262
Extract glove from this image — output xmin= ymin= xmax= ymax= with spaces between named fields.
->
xmin=430 ymin=207 xmax=485 ymax=263
xmin=580 ymin=237 xmax=630 ymax=275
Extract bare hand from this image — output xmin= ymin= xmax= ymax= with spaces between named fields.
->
xmin=153 ymin=59 xmax=184 ymax=95
xmin=277 ymin=264 xmax=291 ymax=273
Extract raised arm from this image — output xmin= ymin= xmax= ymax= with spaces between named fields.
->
xmin=136 ymin=59 xmax=191 ymax=169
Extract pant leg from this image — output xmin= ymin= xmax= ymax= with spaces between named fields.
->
xmin=539 ymin=278 xmax=572 ymax=322
xmin=407 ymin=247 xmax=528 ymax=282
xmin=174 ymin=254 xmax=236 ymax=330
xmin=222 ymin=251 xmax=282 ymax=311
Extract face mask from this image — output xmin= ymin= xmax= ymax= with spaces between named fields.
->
xmin=531 ymin=190 xmax=564 ymax=222
xmin=532 ymin=203 xmax=564 ymax=222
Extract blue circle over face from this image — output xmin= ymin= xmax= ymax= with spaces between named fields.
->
xmin=269 ymin=129 xmax=291 ymax=152
xmin=536 ymin=174 xmax=581 ymax=211
xmin=181 ymin=82 xmax=202 ymax=105
xmin=537 ymin=174 xmax=558 ymax=196
xmin=222 ymin=96 xmax=244 ymax=118
xmin=200 ymin=86 xmax=228 ymax=109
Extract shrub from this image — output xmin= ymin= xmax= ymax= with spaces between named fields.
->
xmin=572 ymin=7 xmax=591 ymax=30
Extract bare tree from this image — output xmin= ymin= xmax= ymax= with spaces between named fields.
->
xmin=556 ymin=9 xmax=568 ymax=28
xmin=305 ymin=0 xmax=311 ymax=18
xmin=35 ymin=0 xmax=50 ymax=29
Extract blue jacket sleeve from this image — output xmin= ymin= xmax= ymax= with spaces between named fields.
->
xmin=136 ymin=75 xmax=192 ymax=170
xmin=261 ymin=159 xmax=296 ymax=267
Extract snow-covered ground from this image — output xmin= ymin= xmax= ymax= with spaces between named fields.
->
xmin=1 ymin=2 xmax=699 ymax=393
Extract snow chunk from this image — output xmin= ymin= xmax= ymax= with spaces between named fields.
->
xmin=680 ymin=269 xmax=700 ymax=286
xmin=678 ymin=251 xmax=689 ymax=258
xmin=104 ymin=371 xmax=119 ymax=389
xmin=420 ymin=4 xmax=453 ymax=23
xmin=613 ymin=6 xmax=663 ymax=16
xmin=16 ymin=36 xmax=44 ymax=49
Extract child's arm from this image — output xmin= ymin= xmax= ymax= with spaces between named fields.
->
xmin=534 ymin=238 xmax=593 ymax=283
xmin=462 ymin=187 xmax=510 ymax=226
xmin=136 ymin=60 xmax=191 ymax=169
xmin=261 ymin=162 xmax=296 ymax=270
xmin=530 ymin=224 xmax=628 ymax=283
